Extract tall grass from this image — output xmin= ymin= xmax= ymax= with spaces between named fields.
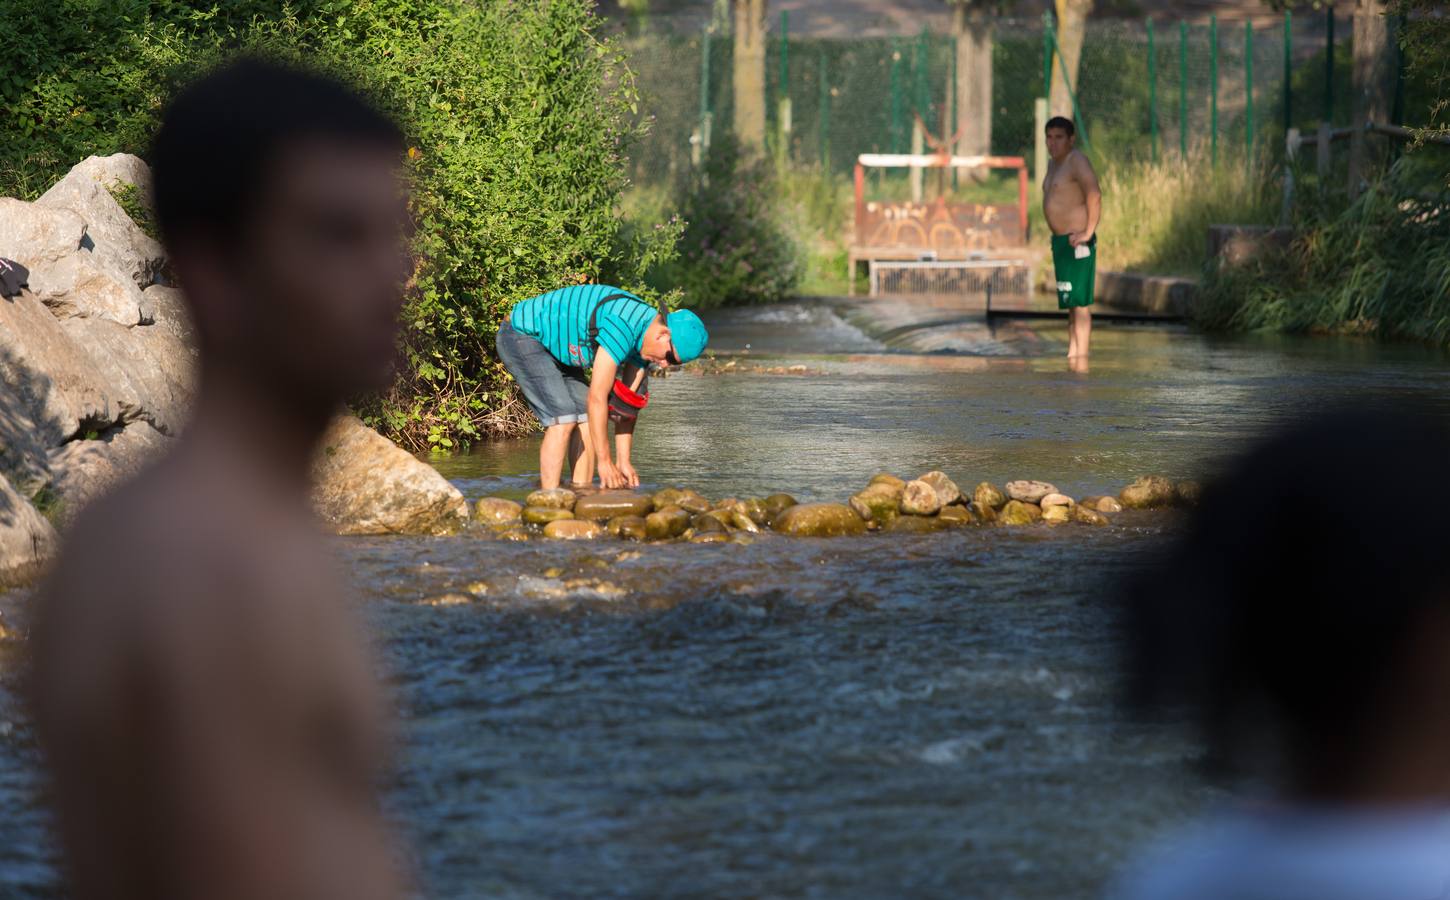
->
xmin=1196 ymin=160 xmax=1450 ymax=344
xmin=1096 ymin=154 xmax=1279 ymax=277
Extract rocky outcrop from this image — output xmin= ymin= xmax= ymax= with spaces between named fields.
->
xmin=0 ymin=472 xmax=58 ymax=589
xmin=772 ymin=503 xmax=867 ymax=537
xmin=310 ymin=416 xmax=469 ymax=536
xmin=45 ymin=423 xmax=168 ymax=528
xmin=36 ymin=153 xmax=165 ymax=289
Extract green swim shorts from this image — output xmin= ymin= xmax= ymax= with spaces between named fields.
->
xmin=1051 ymin=233 xmax=1097 ymax=309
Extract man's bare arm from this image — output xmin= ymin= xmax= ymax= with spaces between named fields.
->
xmin=588 ymin=347 xmax=623 ymax=488
xmin=1076 ymin=153 xmax=1102 ymax=243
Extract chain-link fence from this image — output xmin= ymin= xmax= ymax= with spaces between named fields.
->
xmin=623 ymin=10 xmax=1361 ymax=189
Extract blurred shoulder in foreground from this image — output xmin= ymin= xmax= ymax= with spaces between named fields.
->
xmin=1111 ymin=403 xmax=1450 ymax=900
xmin=31 ymin=57 xmax=413 ymax=900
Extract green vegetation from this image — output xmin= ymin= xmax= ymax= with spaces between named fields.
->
xmin=1197 ymin=159 xmax=1450 ymax=343
xmin=106 ymin=183 xmax=159 ymax=242
xmin=1 ymin=0 xmax=676 ymax=450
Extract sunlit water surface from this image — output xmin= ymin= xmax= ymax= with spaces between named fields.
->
xmin=3 ymin=302 xmax=1449 ymax=898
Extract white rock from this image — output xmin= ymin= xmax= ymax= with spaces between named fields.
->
xmin=45 ymin=423 xmax=170 ymax=528
xmin=1005 ymin=480 xmax=1058 ymax=504
xmin=27 ymin=250 xmax=144 ymax=326
xmin=1039 ymin=492 xmax=1075 ymax=508
xmin=37 ymin=154 xmax=165 ymax=289
xmin=140 ymin=285 xmax=194 ymax=343
xmin=0 ymin=198 xmax=87 ymax=267
xmin=0 ymin=289 xmax=120 ymax=444
xmin=310 ymin=415 xmax=469 ymax=536
xmin=60 ymin=316 xmax=193 ymax=436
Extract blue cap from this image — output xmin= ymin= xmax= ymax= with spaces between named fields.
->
xmin=666 ymin=309 xmax=708 ymax=364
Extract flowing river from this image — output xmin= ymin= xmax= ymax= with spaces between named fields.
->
xmin=3 ymin=300 xmax=1450 ymax=898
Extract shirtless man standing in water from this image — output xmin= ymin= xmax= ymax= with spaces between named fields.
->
xmin=31 ymin=60 xmax=411 ymax=900
xmin=1042 ymin=116 xmax=1102 ymax=367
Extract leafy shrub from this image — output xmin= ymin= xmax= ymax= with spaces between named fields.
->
xmin=1196 ymin=161 xmax=1450 ymax=344
xmin=0 ymin=0 xmax=677 ymax=450
xmin=662 ymin=138 xmax=801 ymax=308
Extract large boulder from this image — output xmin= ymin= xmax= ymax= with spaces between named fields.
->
xmin=0 ymin=289 xmax=120 ymax=444
xmin=44 ymin=422 xmax=169 ymax=528
xmin=900 ymin=479 xmax=943 ymax=516
xmin=140 ymin=285 xmax=194 ymax=343
xmin=772 ymin=503 xmax=868 ymax=537
xmin=0 ymin=472 xmax=59 ymax=589
xmin=310 ymin=415 xmax=468 ymax=536
xmin=0 ymin=198 xmax=86 ymax=268
xmin=1005 ymin=480 xmax=1058 ymax=504
xmin=848 ymin=486 xmax=899 ymax=526
xmin=36 ymin=154 xmax=165 ymax=289
xmin=28 ymin=251 xmax=145 ymax=326
xmin=60 ymin=316 xmax=193 ymax=436
xmin=998 ymin=500 xmax=1044 ymax=526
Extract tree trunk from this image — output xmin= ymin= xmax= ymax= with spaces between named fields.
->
xmin=732 ymin=0 xmax=768 ymax=153
xmin=1348 ymin=0 xmax=1395 ymax=195
xmin=1049 ymin=0 xmax=1092 ymax=121
xmin=954 ymin=4 xmax=994 ymax=160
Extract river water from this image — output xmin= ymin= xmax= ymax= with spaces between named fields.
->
xmin=3 ymin=301 xmax=1450 ymax=898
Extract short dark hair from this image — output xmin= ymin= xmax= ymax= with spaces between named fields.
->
xmin=151 ymin=57 xmax=404 ymax=248
xmin=1122 ymin=402 xmax=1450 ymax=784
xmin=1044 ymin=116 xmax=1075 ymax=137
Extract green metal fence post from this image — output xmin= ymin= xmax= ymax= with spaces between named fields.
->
xmin=1043 ymin=11 xmax=1053 ymax=100
xmin=698 ymin=25 xmax=713 ymax=163
xmin=890 ymin=39 xmax=903 ymax=153
xmin=1324 ymin=10 xmax=1335 ymax=126
xmin=1210 ymin=14 xmax=1219 ymax=166
xmin=1282 ymin=11 xmax=1292 ymax=136
xmin=779 ymin=10 xmax=788 ymax=100
xmin=819 ymin=47 xmax=830 ymax=170
xmin=1245 ymin=20 xmax=1254 ymax=169
xmin=1179 ymin=20 xmax=1188 ymax=159
xmin=1148 ymin=18 xmax=1158 ymax=162
xmin=915 ymin=27 xmax=931 ymax=132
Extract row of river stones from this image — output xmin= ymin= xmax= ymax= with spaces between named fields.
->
xmin=472 ymin=473 xmax=1199 ymax=541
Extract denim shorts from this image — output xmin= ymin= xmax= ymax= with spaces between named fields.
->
xmin=496 ymin=320 xmax=590 ymax=427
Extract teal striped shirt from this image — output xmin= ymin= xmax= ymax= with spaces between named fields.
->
xmin=509 ymin=285 xmax=655 ymax=369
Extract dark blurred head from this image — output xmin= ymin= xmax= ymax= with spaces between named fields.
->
xmin=152 ymin=57 xmax=410 ymax=402
xmin=1123 ymin=404 xmax=1450 ymax=798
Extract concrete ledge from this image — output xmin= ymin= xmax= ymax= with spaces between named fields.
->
xmin=1094 ymin=271 xmax=1198 ymax=318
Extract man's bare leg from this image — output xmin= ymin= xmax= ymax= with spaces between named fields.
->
xmin=539 ymin=423 xmax=576 ymax=490
xmin=568 ymin=420 xmax=595 ymax=488
xmin=1074 ymin=306 xmax=1093 ymax=358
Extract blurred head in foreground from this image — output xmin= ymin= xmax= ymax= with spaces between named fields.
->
xmin=153 ymin=55 xmax=411 ymax=407
xmin=32 ymin=59 xmax=410 ymax=900
xmin=1113 ymin=403 xmax=1450 ymax=899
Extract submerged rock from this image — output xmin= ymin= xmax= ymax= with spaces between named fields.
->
xmin=544 ymin=519 xmax=604 ymax=540
xmin=1005 ymin=480 xmax=1057 ymax=504
xmin=525 ymin=488 xmax=577 ymax=511
xmin=1039 ymin=492 xmax=1075 ymax=509
xmin=1042 ymin=504 xmax=1072 ymax=525
xmin=522 ymin=506 xmax=574 ymax=526
xmin=690 ymin=531 xmax=732 ymax=544
xmin=1119 ymin=475 xmax=1176 ymax=509
xmin=607 ymin=515 xmax=649 ymax=541
xmin=474 ymin=497 xmax=523 ymax=526
xmin=917 ymin=471 xmax=962 ymax=507
xmin=1073 ymin=506 xmax=1110 ymax=526
xmin=1095 ymin=496 xmax=1124 ymax=513
xmin=674 ymin=490 xmax=711 ymax=515
xmin=762 ymin=493 xmax=798 ymax=521
xmin=1175 ymin=480 xmax=1203 ymax=506
xmin=998 ymin=500 xmax=1044 ymax=526
xmin=772 ymin=503 xmax=867 ymax=537
xmin=741 ymin=497 xmax=770 ymax=525
xmin=936 ymin=505 xmax=975 ymax=526
xmin=900 ymin=480 xmax=942 ymax=516
xmin=573 ymin=490 xmax=653 ymax=520
xmin=973 ymin=482 xmax=1008 ymax=511
xmin=498 ymin=528 xmax=531 ymax=542
xmin=645 ymin=505 xmax=691 ymax=540
xmin=885 ymin=514 xmax=946 ymax=533
xmin=849 ymin=487 xmax=899 ymax=526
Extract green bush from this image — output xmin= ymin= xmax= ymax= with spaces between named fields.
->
xmin=1196 ymin=160 xmax=1450 ymax=343
xmin=662 ymin=138 xmax=801 ymax=308
xmin=0 ymin=0 xmax=677 ymax=450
